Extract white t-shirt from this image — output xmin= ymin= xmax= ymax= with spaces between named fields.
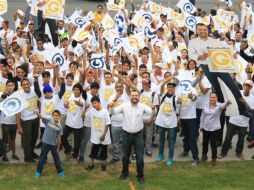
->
xmin=87 ymin=108 xmax=111 ymax=145
xmin=108 ymin=92 xmax=130 ymax=127
xmin=178 ymin=87 xmax=197 ymax=119
xmin=65 ymin=94 xmax=85 ymax=129
xmin=155 ymin=94 xmax=178 ymax=128
xmin=99 ymin=83 xmax=115 ymax=109
xmin=39 ymin=95 xmax=60 ymax=128
xmin=195 ymin=76 xmax=212 ymax=109
xmin=140 ymin=90 xmax=159 ymax=121
xmin=19 ymin=89 xmax=39 ymax=121
xmin=57 ymin=84 xmax=73 ymax=115
xmin=229 ymin=92 xmax=254 ymax=127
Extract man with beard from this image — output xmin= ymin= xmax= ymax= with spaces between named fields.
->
xmin=188 ymin=23 xmax=252 ymax=118
xmin=109 ymin=90 xmax=153 ymax=185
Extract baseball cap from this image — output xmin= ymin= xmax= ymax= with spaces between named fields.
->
xmin=244 ymin=80 xmax=253 ymax=87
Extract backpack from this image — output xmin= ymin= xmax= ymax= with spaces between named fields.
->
xmin=160 ymin=93 xmax=176 ymax=111
xmin=140 ymin=89 xmax=156 ymax=103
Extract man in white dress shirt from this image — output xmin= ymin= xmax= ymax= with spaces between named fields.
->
xmin=188 ymin=23 xmax=252 ymax=118
xmin=110 ymin=90 xmax=153 ymax=185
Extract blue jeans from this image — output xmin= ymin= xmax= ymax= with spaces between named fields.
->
xmin=111 ymin=127 xmax=123 ymax=160
xmin=181 ymin=119 xmax=199 ymax=159
xmin=37 ymin=143 xmax=62 ymax=173
xmin=221 ymin=123 xmax=247 ymax=155
xmin=122 ymin=130 xmax=144 ymax=178
xmin=158 ymin=126 xmax=176 ymax=159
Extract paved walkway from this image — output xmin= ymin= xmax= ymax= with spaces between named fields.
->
xmin=1 ymin=127 xmax=254 ymax=164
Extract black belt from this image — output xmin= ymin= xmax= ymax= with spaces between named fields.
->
xmin=123 ymin=130 xmax=143 ymax=136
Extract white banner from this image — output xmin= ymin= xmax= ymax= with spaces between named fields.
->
xmin=72 ymin=28 xmax=91 ymax=41
xmin=107 ymin=0 xmax=125 ymax=11
xmin=89 ymin=53 xmax=107 ymax=70
xmin=101 ymin=13 xmax=115 ymax=29
xmin=0 ymin=91 xmax=29 ymax=117
xmin=176 ymin=0 xmax=196 ymax=14
xmin=131 ymin=9 xmax=153 ymax=27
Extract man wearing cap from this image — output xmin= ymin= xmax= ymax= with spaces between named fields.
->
xmin=155 ymin=76 xmax=179 ymax=165
xmin=140 ymin=79 xmax=159 ymax=157
xmin=219 ymin=80 xmax=254 ymax=160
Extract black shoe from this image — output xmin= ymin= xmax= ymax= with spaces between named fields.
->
xmin=252 ymin=155 xmax=254 ymax=159
xmin=31 ymin=152 xmax=39 ymax=159
xmin=24 ymin=158 xmax=36 ymax=163
xmin=110 ymin=159 xmax=120 ymax=164
xmin=3 ymin=156 xmax=9 ymax=162
xmin=12 ymin=155 xmax=20 ymax=161
xmin=35 ymin=142 xmax=42 ymax=149
xmin=101 ymin=164 xmax=107 ymax=172
xmin=85 ymin=164 xmax=94 ymax=171
xmin=146 ymin=150 xmax=152 ymax=157
xmin=78 ymin=157 xmax=84 ymax=163
xmin=137 ymin=176 xmax=145 ymax=185
xmin=178 ymin=151 xmax=189 ymax=158
xmin=119 ymin=174 xmax=128 ymax=180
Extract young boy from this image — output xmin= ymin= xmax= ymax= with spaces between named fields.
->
xmin=34 ymin=110 xmax=64 ymax=177
xmin=84 ymin=96 xmax=111 ymax=172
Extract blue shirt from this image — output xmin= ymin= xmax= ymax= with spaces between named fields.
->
xmin=42 ymin=117 xmax=63 ymax=146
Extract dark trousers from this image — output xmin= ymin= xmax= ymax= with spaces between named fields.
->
xmin=221 ymin=123 xmax=247 ymax=155
xmin=21 ymin=118 xmax=39 ymax=160
xmin=37 ymin=10 xmax=58 ymax=46
xmin=248 ymin=117 xmax=254 ymax=141
xmin=37 ymin=143 xmax=62 ymax=173
xmin=181 ymin=119 xmax=199 ymax=159
xmin=122 ymin=130 xmax=144 ymax=178
xmin=62 ymin=125 xmax=83 ymax=158
xmin=202 ymin=129 xmax=218 ymax=159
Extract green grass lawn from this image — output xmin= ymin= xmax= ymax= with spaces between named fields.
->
xmin=0 ymin=161 xmax=254 ymax=190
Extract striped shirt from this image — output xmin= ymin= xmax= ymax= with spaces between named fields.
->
xmin=42 ymin=117 xmax=63 ymax=146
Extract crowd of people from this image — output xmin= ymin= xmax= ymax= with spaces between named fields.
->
xmin=0 ymin=0 xmax=254 ymax=185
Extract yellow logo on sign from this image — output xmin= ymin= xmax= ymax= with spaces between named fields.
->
xmin=232 ymin=60 xmax=243 ymax=76
xmin=0 ymin=0 xmax=7 ymax=13
xmin=128 ymin=37 xmax=140 ymax=49
xmin=77 ymin=30 xmax=89 ymax=41
xmin=106 ymin=19 xmax=114 ymax=28
xmin=45 ymin=0 xmax=64 ymax=17
xmin=209 ymin=49 xmax=233 ymax=70
xmin=151 ymin=4 xmax=164 ymax=13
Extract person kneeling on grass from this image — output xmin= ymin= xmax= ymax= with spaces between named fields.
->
xmin=83 ymin=96 xmax=111 ymax=172
xmin=34 ymin=110 xmax=65 ymax=177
